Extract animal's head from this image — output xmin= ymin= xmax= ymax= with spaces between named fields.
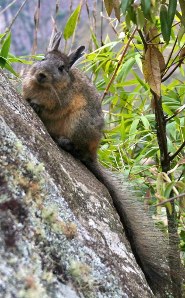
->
xmin=25 ymin=33 xmax=85 ymax=88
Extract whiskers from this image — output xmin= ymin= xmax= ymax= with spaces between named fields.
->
xmin=50 ymin=85 xmax=62 ymax=107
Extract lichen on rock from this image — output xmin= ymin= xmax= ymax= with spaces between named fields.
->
xmin=0 ymin=70 xmax=153 ymax=297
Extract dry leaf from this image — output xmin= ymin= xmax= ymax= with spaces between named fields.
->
xmin=148 ymin=27 xmax=160 ymax=44
xmin=179 ymin=48 xmax=185 ymax=60
xmin=142 ymin=45 xmax=161 ymax=97
xmin=113 ymin=0 xmax=121 ymax=21
xmin=104 ymin=0 xmax=114 ymax=16
xmin=152 ymin=46 xmax=166 ymax=73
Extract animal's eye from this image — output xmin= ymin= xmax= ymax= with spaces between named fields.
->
xmin=41 ymin=58 xmax=46 ymax=61
xmin=58 ymin=65 xmax=64 ymax=72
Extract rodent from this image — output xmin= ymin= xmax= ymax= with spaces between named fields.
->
xmin=22 ymin=33 xmax=172 ymax=296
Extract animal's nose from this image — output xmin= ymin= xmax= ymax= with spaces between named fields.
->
xmin=37 ymin=72 xmax=47 ymax=83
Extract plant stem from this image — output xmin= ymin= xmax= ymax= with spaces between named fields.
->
xmin=6 ymin=0 xmax=29 ymax=32
xmin=101 ymin=26 xmax=137 ymax=102
xmin=164 ymin=35 xmax=178 ymax=72
xmin=170 ymin=140 xmax=185 ymax=161
xmin=0 ymin=0 xmax=17 ymax=16
xmin=153 ymin=91 xmax=182 ymax=297
xmin=162 ymin=57 xmax=184 ymax=82
xmin=155 ymin=192 xmax=185 ymax=206
xmin=100 ymin=0 xmax=104 ymax=46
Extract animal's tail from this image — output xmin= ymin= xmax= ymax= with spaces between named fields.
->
xmin=83 ymin=158 xmax=171 ymax=297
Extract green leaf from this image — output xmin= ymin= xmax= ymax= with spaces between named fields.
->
xmin=0 ymin=32 xmax=11 ymax=60
xmin=129 ymin=118 xmax=140 ymax=142
xmin=0 ymin=33 xmax=6 ymax=39
xmin=63 ymin=4 xmax=81 ymax=40
xmin=121 ymin=0 xmax=130 ymax=14
xmin=180 ymin=230 xmax=185 ymax=241
xmin=160 ymin=4 xmax=171 ymax=43
xmin=164 ymin=182 xmax=174 ymax=199
xmin=117 ymin=57 xmax=135 ymax=82
xmin=90 ymin=29 xmax=99 ymax=49
xmin=141 ymin=0 xmax=151 ymax=17
xmin=0 ymin=56 xmax=18 ymax=76
xmin=127 ymin=4 xmax=136 ymax=23
xmin=168 ymin=0 xmax=177 ymax=27
xmin=133 ymin=71 xmax=148 ymax=90
xmin=140 ymin=115 xmax=150 ymax=130
xmin=136 ymin=8 xmax=145 ymax=29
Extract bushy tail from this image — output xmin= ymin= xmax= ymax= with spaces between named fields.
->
xmin=83 ymin=158 xmax=172 ymax=296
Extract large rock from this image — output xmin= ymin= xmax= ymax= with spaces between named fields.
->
xmin=0 ymin=70 xmax=153 ymax=297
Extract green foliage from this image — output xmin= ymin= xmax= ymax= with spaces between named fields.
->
xmin=0 ymin=32 xmax=17 ymax=76
xmin=0 ymin=31 xmax=34 ymax=76
xmin=85 ymin=0 xmax=185 ymax=263
xmin=63 ymin=4 xmax=81 ymax=40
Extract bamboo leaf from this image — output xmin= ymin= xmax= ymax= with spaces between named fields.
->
xmin=117 ymin=57 xmax=135 ymax=82
xmin=156 ymin=172 xmax=164 ymax=195
xmin=63 ymin=4 xmax=81 ymax=40
xmin=104 ymin=0 xmax=114 ymax=16
xmin=0 ymin=56 xmax=18 ymax=76
xmin=165 ymin=202 xmax=173 ymax=214
xmin=121 ymin=0 xmax=130 ymax=14
xmin=148 ymin=27 xmax=160 ymax=45
xmin=136 ymin=8 xmax=145 ymax=30
xmin=168 ymin=0 xmax=177 ymax=27
xmin=160 ymin=4 xmax=171 ymax=43
xmin=164 ymin=182 xmax=174 ymax=199
xmin=0 ymin=32 xmax=11 ymax=60
xmin=142 ymin=46 xmax=161 ymax=97
xmin=90 ymin=29 xmax=99 ymax=49
xmin=152 ymin=46 xmax=166 ymax=73
xmin=113 ymin=0 xmax=121 ymax=21
xmin=140 ymin=115 xmax=150 ymax=130
xmin=141 ymin=0 xmax=151 ymax=17
xmin=129 ymin=118 xmax=140 ymax=142
xmin=127 ymin=4 xmax=136 ymax=23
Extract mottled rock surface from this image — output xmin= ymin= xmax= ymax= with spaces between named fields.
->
xmin=0 ymin=70 xmax=153 ymax=297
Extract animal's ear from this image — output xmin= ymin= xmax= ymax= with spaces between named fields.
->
xmin=48 ymin=32 xmax=62 ymax=52
xmin=68 ymin=46 xmax=85 ymax=67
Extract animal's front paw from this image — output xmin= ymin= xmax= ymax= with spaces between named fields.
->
xmin=57 ymin=137 xmax=74 ymax=152
xmin=29 ymin=102 xmax=41 ymax=114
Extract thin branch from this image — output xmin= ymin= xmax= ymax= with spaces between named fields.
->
xmin=148 ymin=21 xmax=181 ymax=43
xmin=161 ymin=57 xmax=184 ymax=82
xmin=101 ymin=13 xmax=119 ymax=36
xmin=6 ymin=0 xmax=29 ymax=32
xmin=0 ymin=0 xmax=17 ymax=16
xmin=166 ymin=103 xmax=185 ymax=122
xmin=164 ymin=35 xmax=178 ymax=72
xmin=162 ymin=42 xmax=185 ymax=78
xmin=170 ymin=140 xmax=185 ymax=161
xmin=92 ymin=0 xmax=97 ymax=38
xmin=137 ymin=29 xmax=147 ymax=52
xmin=32 ymin=0 xmax=41 ymax=55
xmin=155 ymin=193 xmax=185 ymax=207
xmin=100 ymin=0 xmax=104 ymax=46
xmin=101 ymin=26 xmax=137 ymax=102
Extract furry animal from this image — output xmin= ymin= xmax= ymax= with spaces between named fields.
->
xmin=22 ymin=32 xmax=171 ymax=297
